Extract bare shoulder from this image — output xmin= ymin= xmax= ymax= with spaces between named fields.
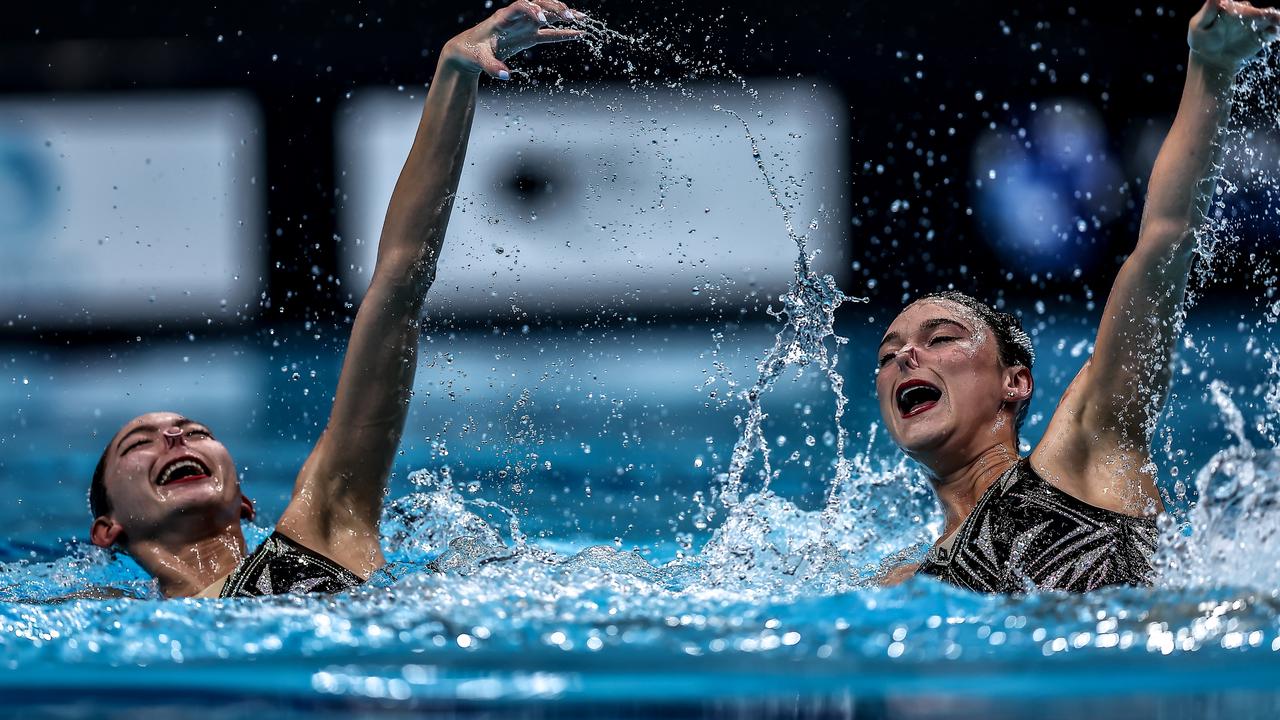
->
xmin=274 ymin=508 xmax=384 ymax=581
xmin=1032 ymin=358 xmax=1163 ymax=518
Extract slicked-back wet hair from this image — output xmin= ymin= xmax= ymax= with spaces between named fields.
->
xmin=918 ymin=291 xmax=1036 ymax=435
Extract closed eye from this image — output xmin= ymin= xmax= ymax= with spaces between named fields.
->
xmin=928 ymin=335 xmax=960 ymax=346
xmin=121 ymin=438 xmax=149 ymax=455
xmin=877 ymin=351 xmax=896 ymax=367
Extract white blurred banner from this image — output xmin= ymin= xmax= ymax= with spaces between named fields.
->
xmin=336 ymin=81 xmax=847 ymax=316
xmin=0 ymin=93 xmax=264 ymax=326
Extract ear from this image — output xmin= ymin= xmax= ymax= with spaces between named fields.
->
xmin=240 ymin=494 xmax=256 ymax=522
xmin=90 ymin=516 xmax=124 ymax=549
xmin=1003 ymin=365 xmax=1034 ymax=403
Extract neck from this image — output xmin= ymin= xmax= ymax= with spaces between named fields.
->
xmin=927 ymin=442 xmax=1020 ymax=535
xmin=126 ymin=522 xmax=247 ymax=598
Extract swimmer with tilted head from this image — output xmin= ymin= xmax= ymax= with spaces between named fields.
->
xmin=85 ymin=1 xmax=584 ymax=599
xmin=876 ymin=0 xmax=1280 ymax=592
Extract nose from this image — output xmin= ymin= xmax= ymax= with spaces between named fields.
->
xmin=894 ymin=344 xmax=920 ymax=370
xmin=162 ymin=426 xmax=185 ymax=450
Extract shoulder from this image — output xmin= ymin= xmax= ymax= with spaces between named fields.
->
xmin=1033 ymin=359 xmax=1161 ymax=518
xmin=194 ymin=574 xmax=231 ymax=598
xmin=873 ymin=542 xmax=932 ymax=587
xmin=1027 ymin=445 xmax=1160 ymax=519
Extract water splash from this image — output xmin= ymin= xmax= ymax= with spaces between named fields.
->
xmin=3 ymin=472 xmax=1279 ymax=710
xmin=11 ymin=12 xmax=1280 ymax=716
xmin=1152 ymin=44 xmax=1280 ymax=587
xmin=511 ymin=11 xmax=873 ymax=566
xmin=1156 ymin=381 xmax=1280 ymax=589
xmin=711 ymin=108 xmax=863 ymax=518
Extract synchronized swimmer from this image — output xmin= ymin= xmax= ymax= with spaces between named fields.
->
xmin=82 ymin=0 xmax=1279 ymax=598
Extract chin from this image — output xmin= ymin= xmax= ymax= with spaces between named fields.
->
xmin=892 ymin=417 xmax=951 ymax=457
xmin=160 ymin=485 xmax=237 ymax=520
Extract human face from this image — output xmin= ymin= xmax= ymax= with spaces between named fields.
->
xmin=875 ymin=300 xmax=1012 ymax=462
xmin=96 ymin=412 xmax=244 ymax=544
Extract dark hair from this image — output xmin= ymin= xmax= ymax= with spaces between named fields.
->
xmin=89 ymin=438 xmax=113 ymax=520
xmin=919 ymin=291 xmax=1036 ymax=434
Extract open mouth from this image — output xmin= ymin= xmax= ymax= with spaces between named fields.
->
xmin=156 ymin=457 xmax=212 ymax=486
xmin=896 ymin=379 xmax=942 ymax=418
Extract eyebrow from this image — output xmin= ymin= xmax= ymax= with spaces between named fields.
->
xmin=878 ymin=331 xmax=902 ymax=352
xmin=878 ymin=318 xmax=972 ymax=351
xmin=115 ymin=417 xmax=193 ymax=455
xmin=922 ymin=318 xmax=971 ymax=334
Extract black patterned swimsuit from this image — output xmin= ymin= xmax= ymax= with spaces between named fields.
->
xmin=916 ymin=460 xmax=1158 ymax=593
xmin=219 ymin=532 xmax=363 ymax=598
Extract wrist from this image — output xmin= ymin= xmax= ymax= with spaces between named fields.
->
xmin=1188 ymin=48 xmax=1245 ymax=78
xmin=1187 ymin=50 xmax=1240 ymax=90
xmin=439 ymin=38 xmax=484 ymax=78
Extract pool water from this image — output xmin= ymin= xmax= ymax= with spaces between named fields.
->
xmin=3 ymin=307 xmax=1280 ymax=719
xmin=5 ymin=20 xmax=1280 ymax=718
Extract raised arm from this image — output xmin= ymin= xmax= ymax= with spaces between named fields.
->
xmin=277 ymin=1 xmax=582 ymax=577
xmin=1036 ymin=1 xmax=1277 ymax=508
xmin=1076 ymin=2 xmax=1274 ymax=436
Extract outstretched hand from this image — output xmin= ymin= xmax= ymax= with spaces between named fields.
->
xmin=1189 ymin=0 xmax=1280 ymax=71
xmin=442 ymin=0 xmax=584 ymax=80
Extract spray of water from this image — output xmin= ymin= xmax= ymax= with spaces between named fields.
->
xmin=711 ymin=107 xmax=862 ymax=514
xmin=1150 ymin=45 xmax=1280 ymax=587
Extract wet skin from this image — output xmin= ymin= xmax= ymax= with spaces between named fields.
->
xmin=91 ymin=412 xmax=252 ymax=549
xmin=84 ymin=0 xmax=585 ymax=597
xmin=875 ymin=300 xmax=1031 ymax=476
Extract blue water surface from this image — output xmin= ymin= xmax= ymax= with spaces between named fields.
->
xmin=2 ymin=306 xmax=1279 ymax=719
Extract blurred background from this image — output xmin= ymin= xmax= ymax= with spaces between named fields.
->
xmin=2 ymin=1 xmax=1276 ymax=552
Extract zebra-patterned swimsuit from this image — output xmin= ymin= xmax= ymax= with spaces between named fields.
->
xmin=917 ymin=459 xmax=1158 ymax=593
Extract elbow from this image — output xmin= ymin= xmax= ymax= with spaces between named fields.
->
xmin=373 ymin=244 xmax=438 ymax=291
xmin=366 ymin=256 xmax=436 ymax=310
xmin=377 ymin=241 xmax=439 ymax=280
xmin=1135 ymin=219 xmax=1197 ymax=260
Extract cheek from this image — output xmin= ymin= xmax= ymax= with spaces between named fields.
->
xmin=116 ymin=454 xmax=150 ymax=480
xmin=104 ymin=458 xmax=150 ymax=505
xmin=939 ymin=351 xmax=1002 ymax=404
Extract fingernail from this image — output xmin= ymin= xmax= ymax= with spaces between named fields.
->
xmin=537 ymin=11 xmax=548 ymax=22
xmin=565 ymin=10 xmax=576 ymax=20
xmin=498 ymin=70 xmax=510 ymax=80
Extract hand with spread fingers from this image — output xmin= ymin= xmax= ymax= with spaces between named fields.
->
xmin=1189 ymin=0 xmax=1280 ymax=71
xmin=443 ymin=0 xmax=585 ymax=80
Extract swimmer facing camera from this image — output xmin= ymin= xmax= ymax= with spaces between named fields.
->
xmin=80 ymin=0 xmax=1277 ymax=600
xmin=84 ymin=0 xmax=585 ymax=599
xmin=875 ymin=0 xmax=1280 ymax=592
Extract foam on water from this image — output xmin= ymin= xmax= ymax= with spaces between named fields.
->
xmin=2 ymin=466 xmax=1279 ymax=701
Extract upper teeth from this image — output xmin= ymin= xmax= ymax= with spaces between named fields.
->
xmin=898 ymin=384 xmax=937 ymax=406
xmin=159 ymin=459 xmax=207 ymax=485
